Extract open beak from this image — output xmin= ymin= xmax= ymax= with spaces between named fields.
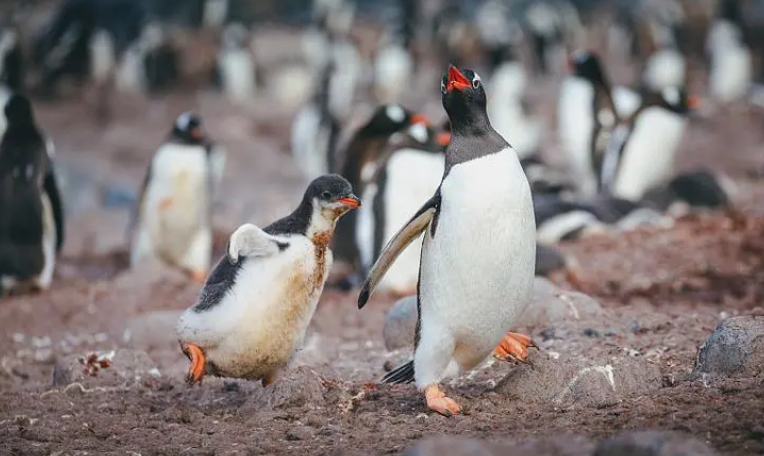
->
xmin=447 ymin=65 xmax=471 ymax=92
xmin=335 ymin=194 xmax=361 ymax=209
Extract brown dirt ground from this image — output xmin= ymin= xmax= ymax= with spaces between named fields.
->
xmin=2 ymin=36 xmax=764 ymax=456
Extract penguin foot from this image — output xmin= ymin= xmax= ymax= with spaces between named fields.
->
xmin=190 ymin=270 xmax=208 ymax=284
xmin=180 ymin=342 xmax=206 ymax=385
xmin=424 ymin=383 xmax=461 ymax=417
xmin=492 ymin=332 xmax=537 ymax=365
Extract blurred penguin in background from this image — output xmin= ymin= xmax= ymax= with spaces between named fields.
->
xmin=129 ymin=112 xmax=225 ymax=283
xmin=213 ymin=23 xmax=256 ymax=105
xmin=706 ymin=0 xmax=752 ymax=105
xmin=640 ymin=1 xmax=687 ymax=92
xmin=373 ymin=0 xmax=417 ymax=104
xmin=0 ymin=95 xmax=64 ymax=296
xmin=0 ymin=24 xmax=25 ymax=136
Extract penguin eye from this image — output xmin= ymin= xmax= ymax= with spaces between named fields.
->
xmin=322 ymin=191 xmax=331 ymax=199
xmin=472 ymin=78 xmax=481 ymax=89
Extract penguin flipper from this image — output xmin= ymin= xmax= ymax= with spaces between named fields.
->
xmin=357 ymin=193 xmax=439 ymax=309
xmin=43 ymin=167 xmax=65 ymax=252
xmin=228 ymin=223 xmax=287 ymax=263
xmin=126 ymin=161 xmax=153 ymax=244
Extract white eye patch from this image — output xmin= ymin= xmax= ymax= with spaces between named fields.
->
xmin=386 ymin=104 xmax=405 ymax=123
xmin=472 ymin=72 xmax=482 ymax=83
xmin=408 ymin=123 xmax=428 ymax=143
xmin=176 ymin=112 xmax=192 ymax=130
xmin=662 ymin=87 xmax=680 ymax=105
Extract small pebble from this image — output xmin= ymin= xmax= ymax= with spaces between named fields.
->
xmin=583 ymin=328 xmax=600 ymax=338
xmin=539 ymin=327 xmax=557 ymax=341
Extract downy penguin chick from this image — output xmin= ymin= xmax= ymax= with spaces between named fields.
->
xmin=129 ymin=112 xmax=225 ymax=283
xmin=0 ymin=95 xmax=64 ymax=295
xmin=176 ymin=174 xmax=360 ymax=385
xmin=358 ymin=66 xmax=537 ymax=416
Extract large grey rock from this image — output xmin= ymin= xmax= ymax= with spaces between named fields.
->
xmin=536 ymin=244 xmax=567 ymax=276
xmin=382 ymin=279 xmax=603 ymax=351
xmin=496 ymin=353 xmax=662 ymax=408
xmin=692 ymin=316 xmax=764 ymax=381
xmin=52 ymin=349 xmax=160 ymax=388
xmin=383 ymin=296 xmax=418 ymax=351
xmin=517 ymin=278 xmax=604 ymax=328
xmin=593 ymin=431 xmax=719 ymax=456
xmin=402 ymin=435 xmax=595 ymax=456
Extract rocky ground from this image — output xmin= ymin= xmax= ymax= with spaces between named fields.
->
xmin=1 ymin=42 xmax=764 ymax=455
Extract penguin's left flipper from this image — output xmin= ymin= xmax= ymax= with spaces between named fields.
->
xmin=492 ymin=332 xmax=538 ymax=365
xmin=43 ymin=167 xmax=65 ymax=252
xmin=357 ymin=192 xmax=440 ymax=309
xmin=227 ymin=223 xmax=287 ymax=263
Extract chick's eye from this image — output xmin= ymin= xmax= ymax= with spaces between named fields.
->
xmin=472 ymin=78 xmax=481 ymax=89
xmin=322 ymin=191 xmax=331 ymax=199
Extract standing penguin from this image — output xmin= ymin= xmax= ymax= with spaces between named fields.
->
xmin=213 ymin=23 xmax=256 ymax=105
xmin=557 ymin=50 xmax=620 ymax=197
xmin=176 ymin=174 xmax=360 ymax=385
xmin=356 ymin=118 xmax=448 ymax=296
xmin=332 ymin=104 xmax=426 ymax=278
xmin=129 ymin=112 xmax=225 ymax=283
xmin=358 ymin=66 xmax=537 ymax=416
xmin=600 ymin=87 xmax=698 ymax=201
xmin=0 ymin=95 xmax=64 ymax=295
xmin=0 ymin=26 xmax=25 ymax=137
xmin=706 ymin=0 xmax=752 ymax=105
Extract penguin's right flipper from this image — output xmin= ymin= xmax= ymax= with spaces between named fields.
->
xmin=43 ymin=166 xmax=65 ymax=252
xmin=227 ymin=223 xmax=288 ymax=263
xmin=357 ymin=191 xmax=440 ymax=309
xmin=382 ymin=360 xmax=415 ymax=384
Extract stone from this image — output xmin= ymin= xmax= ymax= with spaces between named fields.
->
xmin=593 ymin=431 xmax=719 ymax=456
xmin=383 ymin=296 xmax=418 ymax=351
xmin=496 ymin=353 xmax=662 ymax=408
xmin=517 ymin=278 xmax=604 ymax=329
xmin=691 ymin=316 xmax=764 ymax=381
xmin=52 ymin=349 xmax=160 ymax=387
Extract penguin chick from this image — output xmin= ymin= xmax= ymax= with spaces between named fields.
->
xmin=176 ymin=174 xmax=360 ymax=386
xmin=129 ymin=112 xmax=225 ymax=283
xmin=358 ymin=66 xmax=537 ymax=417
xmin=0 ymin=95 xmax=64 ymax=295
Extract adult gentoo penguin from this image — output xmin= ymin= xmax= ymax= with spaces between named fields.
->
xmin=358 ymin=66 xmax=537 ymax=416
xmin=0 ymin=95 xmax=64 ymax=295
xmin=600 ymin=87 xmax=698 ymax=201
xmin=213 ymin=23 xmax=256 ymax=105
xmin=129 ymin=112 xmax=225 ymax=283
xmin=176 ymin=174 xmax=360 ymax=385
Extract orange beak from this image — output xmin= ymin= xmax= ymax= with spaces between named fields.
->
xmin=447 ymin=65 xmax=471 ymax=92
xmin=410 ymin=113 xmax=430 ymax=126
xmin=436 ymin=131 xmax=451 ymax=146
xmin=190 ymin=126 xmax=204 ymax=140
xmin=335 ymin=195 xmax=361 ymax=209
xmin=688 ymin=95 xmax=702 ymax=109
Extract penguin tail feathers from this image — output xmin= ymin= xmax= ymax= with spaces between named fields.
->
xmin=382 ymin=360 xmax=415 ymax=384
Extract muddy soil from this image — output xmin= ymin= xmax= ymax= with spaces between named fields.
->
xmin=2 ymin=34 xmax=764 ymax=456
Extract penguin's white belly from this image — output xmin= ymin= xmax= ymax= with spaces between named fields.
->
xmin=612 ymin=109 xmax=687 ymax=201
xmin=710 ymin=46 xmax=752 ymax=103
xmin=90 ymin=30 xmax=116 ymax=83
xmin=420 ymin=149 xmax=536 ymax=372
xmin=0 ymin=86 xmax=10 ymax=136
xmin=643 ymin=50 xmax=685 ymax=91
xmin=176 ymin=237 xmax=331 ymax=379
xmin=377 ymin=149 xmax=445 ymax=294
xmin=558 ymin=78 xmax=596 ymax=196
xmin=219 ymin=51 xmax=255 ymax=102
xmin=136 ymin=146 xmax=210 ymax=268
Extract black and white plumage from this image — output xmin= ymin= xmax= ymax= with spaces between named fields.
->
xmin=213 ymin=23 xmax=256 ymax=104
xmin=332 ymin=104 xmax=423 ymax=275
xmin=129 ymin=112 xmax=225 ymax=282
xmin=176 ymin=174 xmax=360 ymax=385
xmin=0 ymin=95 xmax=64 ymax=296
xmin=358 ymin=66 xmax=536 ymax=416
xmin=600 ymin=87 xmax=696 ymax=201
xmin=706 ymin=0 xmax=752 ymax=104
xmin=0 ymin=26 xmax=24 ymax=137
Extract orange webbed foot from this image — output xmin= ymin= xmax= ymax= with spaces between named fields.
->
xmin=424 ymin=383 xmax=461 ymax=417
xmin=492 ymin=331 xmax=537 ymax=365
xmin=180 ymin=342 xmax=206 ymax=385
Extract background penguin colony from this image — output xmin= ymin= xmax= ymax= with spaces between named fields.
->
xmin=0 ymin=0 xmax=763 ymax=422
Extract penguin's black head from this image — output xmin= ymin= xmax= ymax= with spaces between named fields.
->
xmin=364 ymin=104 xmax=414 ymax=136
xmin=569 ymin=50 xmax=608 ymax=87
xmin=171 ymin=112 xmax=206 ymax=145
xmin=4 ymin=94 xmax=35 ymax=127
xmin=440 ymin=66 xmax=490 ymax=135
xmin=305 ymin=174 xmax=361 ymax=214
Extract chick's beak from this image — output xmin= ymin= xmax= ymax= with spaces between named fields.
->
xmin=410 ymin=114 xmax=431 ymax=126
xmin=190 ymin=127 xmax=204 ymax=140
xmin=447 ymin=65 xmax=471 ymax=92
xmin=335 ymin=194 xmax=361 ymax=209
